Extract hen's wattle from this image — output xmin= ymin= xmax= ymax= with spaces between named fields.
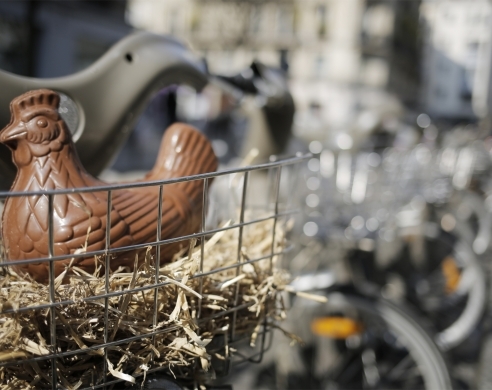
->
xmin=0 ymin=89 xmax=217 ymax=282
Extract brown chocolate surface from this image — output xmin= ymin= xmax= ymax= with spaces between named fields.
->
xmin=0 ymin=89 xmax=217 ymax=282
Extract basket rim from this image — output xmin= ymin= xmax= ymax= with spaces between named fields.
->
xmin=0 ymin=153 xmax=310 ymax=198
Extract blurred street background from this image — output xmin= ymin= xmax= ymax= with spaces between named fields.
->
xmin=3 ymin=1 xmax=492 ymax=389
xmin=1 ymin=0 xmax=491 ymax=168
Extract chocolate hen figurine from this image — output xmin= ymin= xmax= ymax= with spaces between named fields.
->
xmin=0 ymin=89 xmax=218 ymax=282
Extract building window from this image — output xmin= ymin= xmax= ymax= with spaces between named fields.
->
xmin=316 ymin=5 xmax=327 ymax=38
xmin=0 ymin=17 xmax=29 ymax=76
xmin=309 ymin=101 xmax=322 ymax=118
xmin=190 ymin=6 xmax=201 ymax=32
xmin=434 ymin=86 xmax=447 ymax=99
xmin=314 ymin=55 xmax=324 ymax=79
xmin=250 ymin=6 xmax=262 ymax=34
xmin=169 ymin=9 xmax=179 ymax=34
xmin=465 ymin=42 xmax=479 ymax=65
xmin=222 ymin=50 xmax=234 ymax=73
xmin=441 ymin=6 xmax=454 ymax=22
xmin=362 ymin=4 xmax=394 ymax=39
xmin=438 ymin=59 xmax=450 ymax=73
xmin=277 ymin=6 xmax=294 ymax=35
xmin=360 ymin=57 xmax=389 ymax=87
xmin=279 ymin=49 xmax=289 ymax=72
xmin=468 ymin=11 xmax=481 ymax=25
xmin=461 ymin=71 xmax=473 ymax=101
xmin=460 ymin=41 xmax=479 ymax=100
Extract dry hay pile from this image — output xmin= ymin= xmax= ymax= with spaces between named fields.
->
xmin=0 ymin=218 xmax=291 ymax=389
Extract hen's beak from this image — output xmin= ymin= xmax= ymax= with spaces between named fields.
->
xmin=0 ymin=122 xmax=27 ymax=144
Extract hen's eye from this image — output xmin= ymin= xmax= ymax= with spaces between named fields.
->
xmin=36 ymin=118 xmax=48 ymax=128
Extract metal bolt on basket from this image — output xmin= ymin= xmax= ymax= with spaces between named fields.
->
xmin=0 ymin=89 xmax=307 ymax=389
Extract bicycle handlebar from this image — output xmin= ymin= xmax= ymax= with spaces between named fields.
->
xmin=0 ymin=31 xmax=208 ymax=188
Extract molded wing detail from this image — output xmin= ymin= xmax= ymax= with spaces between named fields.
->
xmin=0 ymin=89 xmax=218 ymax=283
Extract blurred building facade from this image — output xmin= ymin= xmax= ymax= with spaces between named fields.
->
xmin=0 ymin=1 xmax=130 ymax=78
xmin=420 ymin=0 xmax=492 ymax=122
xmin=2 ymin=0 xmax=491 ymax=134
xmin=128 ymin=0 xmax=420 ymax=141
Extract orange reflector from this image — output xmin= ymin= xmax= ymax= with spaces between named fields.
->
xmin=441 ymin=256 xmax=461 ymax=294
xmin=311 ymin=317 xmax=363 ymax=339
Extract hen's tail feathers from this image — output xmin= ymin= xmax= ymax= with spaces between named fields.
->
xmin=147 ymin=123 xmax=218 ymax=206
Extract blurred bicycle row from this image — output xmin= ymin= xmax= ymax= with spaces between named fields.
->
xmin=192 ymin=61 xmax=492 ymax=389
xmin=277 ymin=124 xmax=492 ymax=390
xmin=109 ymin=55 xmax=492 ymax=389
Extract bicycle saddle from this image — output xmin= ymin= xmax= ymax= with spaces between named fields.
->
xmin=0 ymin=31 xmax=207 ymax=189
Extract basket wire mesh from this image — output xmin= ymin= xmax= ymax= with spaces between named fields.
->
xmin=0 ymin=153 xmax=308 ymax=389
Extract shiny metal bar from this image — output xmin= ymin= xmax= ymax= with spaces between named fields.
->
xmin=231 ymin=172 xmax=249 ymax=342
xmin=103 ymin=190 xmax=112 ymax=386
xmin=0 ymin=246 xmax=293 ymax=316
xmin=0 ymin=301 xmax=255 ymax=368
xmin=0 ymin=154 xmax=310 ymax=198
xmin=265 ymin=159 xmax=275 ymax=209
xmin=254 ymin=166 xmax=282 ymax=364
xmin=251 ymin=317 xmax=270 ymax=364
xmin=47 ymin=194 xmax=57 ymax=389
xmin=197 ymin=178 xmax=209 ymax=320
xmin=269 ymin=167 xmax=282 ymax=272
xmin=0 ymin=209 xmax=298 ymax=267
xmin=152 ymin=184 xmax=163 ymax=358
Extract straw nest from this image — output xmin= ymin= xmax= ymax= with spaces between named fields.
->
xmin=0 ymin=217 xmax=291 ymax=389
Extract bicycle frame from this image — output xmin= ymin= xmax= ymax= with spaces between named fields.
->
xmin=0 ymin=32 xmax=208 ymax=187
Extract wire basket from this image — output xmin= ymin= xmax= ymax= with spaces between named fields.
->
xmin=0 ymin=154 xmax=307 ymax=390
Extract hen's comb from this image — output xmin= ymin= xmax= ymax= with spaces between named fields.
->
xmin=10 ymin=89 xmax=60 ymax=119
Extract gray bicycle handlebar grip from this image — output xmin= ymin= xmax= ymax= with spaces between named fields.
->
xmin=0 ymin=31 xmax=208 ymax=189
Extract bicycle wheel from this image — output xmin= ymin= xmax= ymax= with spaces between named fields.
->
xmin=369 ymin=228 xmax=486 ymax=351
xmin=271 ymin=290 xmax=453 ymax=389
xmin=430 ymin=239 xmax=486 ymax=350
